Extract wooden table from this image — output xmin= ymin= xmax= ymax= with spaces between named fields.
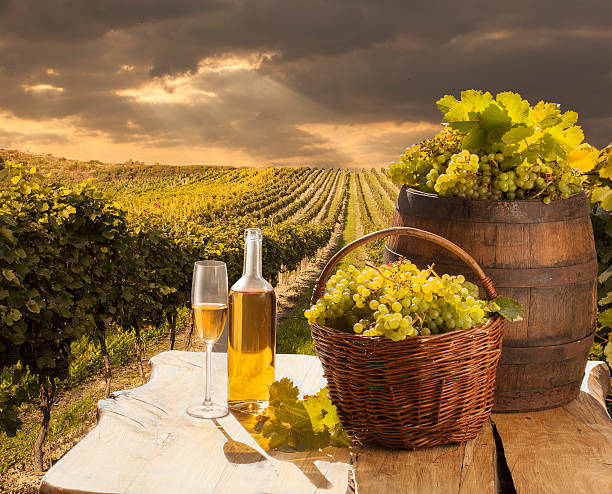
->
xmin=40 ymin=351 xmax=612 ymax=494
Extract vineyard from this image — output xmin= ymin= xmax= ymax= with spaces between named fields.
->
xmin=2 ymin=144 xmax=611 ymax=492
xmin=0 ymin=150 xmax=401 ymax=488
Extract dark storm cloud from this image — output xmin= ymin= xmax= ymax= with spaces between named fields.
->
xmin=0 ymin=0 xmax=610 ymax=165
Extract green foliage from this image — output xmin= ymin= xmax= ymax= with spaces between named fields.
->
xmin=254 ymin=378 xmax=350 ymax=452
xmin=0 ymin=162 xmax=131 ymax=435
xmin=437 ymin=90 xmax=584 ymax=159
xmin=0 ymin=365 xmax=38 ymax=435
xmin=0 ymin=392 xmax=99 ymax=474
xmin=0 ymin=159 xmax=340 ymax=441
xmin=585 ymin=145 xmax=612 ymax=372
xmin=485 ymin=297 xmax=525 ymax=323
xmin=388 ymin=90 xmax=593 ymax=202
xmin=68 ymin=326 xmax=166 ymax=386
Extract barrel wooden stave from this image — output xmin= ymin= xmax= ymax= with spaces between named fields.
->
xmin=384 ymin=187 xmax=597 ymax=412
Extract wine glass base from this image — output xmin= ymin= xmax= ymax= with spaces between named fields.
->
xmin=187 ymin=403 xmax=229 ymax=419
xmin=228 ymin=400 xmax=268 ymax=414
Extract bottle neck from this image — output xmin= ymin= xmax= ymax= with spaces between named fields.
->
xmin=243 ymin=237 xmax=262 ymax=279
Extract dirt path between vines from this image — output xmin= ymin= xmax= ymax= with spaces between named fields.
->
xmin=275 ymin=201 xmax=346 ymax=322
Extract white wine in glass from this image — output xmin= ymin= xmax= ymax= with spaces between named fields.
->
xmin=193 ymin=303 xmax=227 ymax=342
xmin=187 ymin=260 xmax=229 ymax=419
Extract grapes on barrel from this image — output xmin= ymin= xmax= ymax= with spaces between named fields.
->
xmin=386 ymin=90 xmax=600 ymax=203
xmin=304 ymin=259 xmax=492 ymax=341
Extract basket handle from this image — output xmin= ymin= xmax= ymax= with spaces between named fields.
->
xmin=311 ymin=227 xmax=498 ymax=304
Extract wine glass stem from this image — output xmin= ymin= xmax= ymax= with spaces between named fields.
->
xmin=203 ymin=342 xmax=213 ymax=406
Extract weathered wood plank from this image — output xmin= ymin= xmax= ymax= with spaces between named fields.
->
xmin=492 ymin=361 xmax=612 ymax=494
xmin=40 ymin=351 xmax=612 ymax=494
xmin=354 ymin=422 xmax=497 ymax=494
xmin=40 ymin=351 xmax=351 ymax=494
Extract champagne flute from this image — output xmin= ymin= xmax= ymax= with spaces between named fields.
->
xmin=187 ymin=260 xmax=229 ymax=419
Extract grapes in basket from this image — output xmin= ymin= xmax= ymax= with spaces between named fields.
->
xmin=304 ymin=259 xmax=494 ymax=341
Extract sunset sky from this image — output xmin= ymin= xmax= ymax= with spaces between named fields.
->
xmin=0 ymin=1 xmax=610 ymax=168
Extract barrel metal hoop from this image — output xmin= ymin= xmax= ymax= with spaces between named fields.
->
xmin=498 ymin=328 xmax=596 ymax=365
xmin=398 ymin=187 xmax=590 ymax=224
xmin=385 ymin=248 xmax=599 ymax=288
xmin=493 ymin=380 xmax=583 ymax=412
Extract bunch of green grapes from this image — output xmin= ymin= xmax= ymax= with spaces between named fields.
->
xmin=386 ymin=130 xmax=583 ymax=202
xmin=386 ymin=130 xmax=462 ymax=188
xmin=304 ymin=259 xmax=489 ymax=341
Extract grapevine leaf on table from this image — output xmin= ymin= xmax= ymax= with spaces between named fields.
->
xmin=303 ymin=387 xmax=351 ymax=448
xmin=254 ymin=378 xmax=350 ymax=452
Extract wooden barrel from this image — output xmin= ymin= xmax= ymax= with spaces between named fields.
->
xmin=384 ymin=187 xmax=597 ymax=412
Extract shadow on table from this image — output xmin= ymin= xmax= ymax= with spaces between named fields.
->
xmin=213 ymin=418 xmax=266 ymax=464
xmin=214 ymin=416 xmax=335 ymax=490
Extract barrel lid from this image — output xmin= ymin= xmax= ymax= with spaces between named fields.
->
xmin=398 ymin=187 xmax=590 ymax=224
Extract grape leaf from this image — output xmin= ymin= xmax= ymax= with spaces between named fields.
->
xmin=502 ymin=126 xmax=534 ymax=145
xmin=256 ymin=379 xmax=350 ymax=452
xmin=450 ymin=120 xmax=480 ymax=133
xmin=439 ymin=90 xmax=493 ymax=123
xmin=445 ymin=103 xmax=474 ymax=123
xmin=599 ymin=265 xmax=612 ymax=284
xmin=559 ymin=110 xmax=579 ymax=129
xmin=0 ymin=227 xmax=17 ymax=245
xmin=598 ymin=147 xmax=612 ymax=179
xmin=460 ymin=89 xmax=494 ymax=112
xmin=601 ymin=162 xmax=612 ymax=180
xmin=598 ymin=291 xmax=612 ymax=306
xmin=25 ymin=299 xmax=41 ymax=314
xmin=496 ymin=91 xmax=531 ymax=123
xmin=268 ymin=377 xmax=300 ymax=406
xmin=603 ymin=196 xmax=612 ymax=212
xmin=547 ymin=124 xmax=584 ymax=152
xmin=567 ymin=143 xmax=599 ymax=172
xmin=461 ymin=126 xmax=486 ymax=152
xmin=591 ymin=186 xmax=612 ymax=205
xmin=436 ymin=95 xmax=458 ymax=116
xmin=531 ymin=101 xmax=562 ymax=129
xmin=305 ymin=387 xmax=352 ymax=448
xmin=480 ymin=103 xmax=512 ymax=132
xmin=598 ymin=308 xmax=612 ymax=329
xmin=485 ymin=296 xmax=524 ymax=322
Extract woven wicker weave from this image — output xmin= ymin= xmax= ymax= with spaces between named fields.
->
xmin=310 ymin=227 xmax=504 ymax=449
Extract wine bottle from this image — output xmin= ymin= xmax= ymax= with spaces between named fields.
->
xmin=228 ymin=228 xmax=276 ymax=412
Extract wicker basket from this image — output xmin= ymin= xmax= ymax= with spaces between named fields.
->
xmin=310 ymin=227 xmax=504 ymax=449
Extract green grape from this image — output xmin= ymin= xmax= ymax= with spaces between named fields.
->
xmin=305 ymin=259 xmax=493 ymax=341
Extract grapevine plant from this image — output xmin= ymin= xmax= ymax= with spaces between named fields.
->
xmin=386 ymin=90 xmax=599 ymax=202
xmin=584 ymin=145 xmax=612 ymax=394
xmin=0 ymin=160 xmax=342 ymax=469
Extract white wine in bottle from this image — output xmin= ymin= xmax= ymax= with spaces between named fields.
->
xmin=228 ymin=228 xmax=276 ymax=412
